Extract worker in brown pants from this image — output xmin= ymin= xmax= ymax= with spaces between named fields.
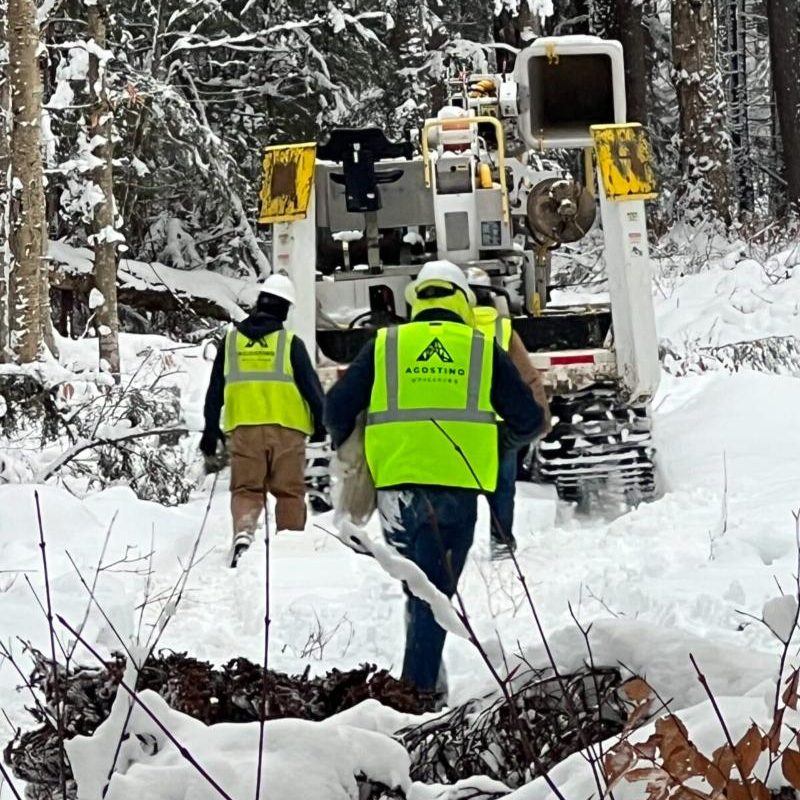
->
xmin=201 ymin=274 xmax=325 ymax=566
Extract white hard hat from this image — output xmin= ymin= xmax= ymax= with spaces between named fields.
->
xmin=259 ymin=273 xmax=296 ymax=305
xmin=466 ymin=266 xmax=491 ymax=287
xmin=404 ymin=260 xmax=477 ymax=307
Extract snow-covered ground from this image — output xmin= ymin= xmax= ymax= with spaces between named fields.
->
xmin=3 ymin=245 xmax=800 ymax=797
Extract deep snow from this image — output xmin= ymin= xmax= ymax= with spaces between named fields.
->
xmin=3 ymin=246 xmax=800 ymax=797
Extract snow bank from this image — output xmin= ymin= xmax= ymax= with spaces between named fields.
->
xmin=656 ymin=244 xmax=800 ymax=351
xmin=519 ymin=617 xmax=775 ymax=712
xmin=67 ymin=686 xmax=411 ymax=800
xmin=655 ymin=370 xmax=800 ymax=549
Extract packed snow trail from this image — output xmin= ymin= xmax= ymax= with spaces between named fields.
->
xmin=5 ymin=246 xmax=800 ymax=794
xmin=4 ymin=369 xmax=800 ymax=732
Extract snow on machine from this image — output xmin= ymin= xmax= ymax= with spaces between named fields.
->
xmin=258 ymin=35 xmax=661 ymax=508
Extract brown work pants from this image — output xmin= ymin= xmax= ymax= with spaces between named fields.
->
xmin=229 ymin=424 xmax=307 ymax=536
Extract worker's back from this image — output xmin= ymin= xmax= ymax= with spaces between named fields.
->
xmin=364 ymin=319 xmax=498 ymax=492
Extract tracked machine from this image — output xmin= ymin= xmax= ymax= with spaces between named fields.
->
xmin=259 ymin=35 xmax=661 ymax=507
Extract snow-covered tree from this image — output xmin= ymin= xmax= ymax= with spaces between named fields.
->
xmin=0 ymin=1 xmax=10 ymax=360
xmin=87 ymin=0 xmax=121 ymax=377
xmin=7 ymin=0 xmax=50 ymax=363
xmin=672 ymin=0 xmax=734 ymax=221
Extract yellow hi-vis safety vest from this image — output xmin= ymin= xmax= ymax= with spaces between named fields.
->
xmin=222 ymin=328 xmax=313 ymax=435
xmin=365 ymin=320 xmax=499 ymax=491
xmin=474 ymin=306 xmax=512 ymax=351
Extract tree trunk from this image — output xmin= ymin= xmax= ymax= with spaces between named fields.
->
xmin=589 ymin=0 xmax=647 ymax=124
xmin=614 ymin=0 xmax=647 ymax=124
xmin=8 ymin=0 xmax=47 ymax=363
xmin=0 ymin=4 xmax=10 ymax=361
xmin=88 ymin=2 xmax=120 ymax=377
xmin=672 ymin=0 xmax=734 ymax=221
xmin=767 ymin=0 xmax=800 ymax=209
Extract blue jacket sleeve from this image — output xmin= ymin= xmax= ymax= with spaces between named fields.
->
xmin=490 ymin=343 xmax=543 ymax=451
xmin=324 ymin=340 xmax=376 ymax=448
xmin=203 ymin=342 xmax=226 ymax=433
xmin=290 ymin=336 xmax=326 ymax=437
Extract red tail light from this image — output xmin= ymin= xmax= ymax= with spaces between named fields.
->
xmin=548 ymin=354 xmax=596 ymax=366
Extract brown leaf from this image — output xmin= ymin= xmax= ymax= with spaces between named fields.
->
xmin=726 ymin=780 xmax=769 ymax=800
xmin=781 ymin=748 xmax=800 ymax=790
xmin=637 ymin=732 xmax=661 ymax=761
xmin=765 ymin=707 xmax=785 ymax=755
xmin=665 ymin=744 xmax=713 ymax=782
xmin=672 ymin=789 xmax=712 ymax=800
xmin=624 ymin=767 xmax=669 ymax=783
xmin=726 ymin=781 xmax=752 ymax=800
xmin=604 ymin=741 xmax=636 ymax=789
xmin=623 ymin=677 xmax=654 ymax=704
xmin=708 ymin=744 xmax=735 ymax=791
xmin=783 ymin=669 xmax=800 ymax=711
xmin=734 ymin=723 xmax=766 ymax=779
xmin=645 ymin=783 xmax=670 ymax=800
xmin=625 ymin=698 xmax=656 ymax=733
xmin=750 ymin=779 xmax=770 ymax=800
xmin=655 ymin=715 xmax=690 ymax=761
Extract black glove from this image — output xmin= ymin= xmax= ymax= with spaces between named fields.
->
xmin=200 ymin=427 xmax=224 ymax=457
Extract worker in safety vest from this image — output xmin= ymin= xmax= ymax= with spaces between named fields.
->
xmin=467 ymin=267 xmax=552 ymax=559
xmin=201 ymin=274 xmax=325 ymax=567
xmin=325 ymin=261 xmax=543 ymax=699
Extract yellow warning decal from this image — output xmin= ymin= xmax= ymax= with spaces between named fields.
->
xmin=258 ymin=142 xmax=317 ymax=224
xmin=591 ymin=124 xmax=658 ymax=202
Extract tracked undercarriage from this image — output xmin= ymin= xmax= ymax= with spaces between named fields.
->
xmin=529 ymin=386 xmax=657 ymax=505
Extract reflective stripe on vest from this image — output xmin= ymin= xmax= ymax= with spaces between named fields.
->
xmin=364 ymin=321 xmax=498 ymax=491
xmin=226 ymin=328 xmax=293 ymax=383
xmin=495 ymin=317 xmax=512 ymax=350
xmin=367 ymin=326 xmax=495 ymax=426
xmin=222 ymin=328 xmax=313 ymax=435
xmin=474 ymin=306 xmax=512 ymax=352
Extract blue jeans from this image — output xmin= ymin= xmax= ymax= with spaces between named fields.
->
xmin=378 ymin=487 xmax=478 ymax=694
xmin=488 ymin=449 xmax=517 ymax=543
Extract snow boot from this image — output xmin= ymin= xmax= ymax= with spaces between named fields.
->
xmin=230 ymin=532 xmax=254 ymax=568
xmin=490 ymin=534 xmax=517 ymax=562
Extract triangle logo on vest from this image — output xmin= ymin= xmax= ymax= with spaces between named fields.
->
xmin=416 ymin=338 xmax=454 ymax=364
